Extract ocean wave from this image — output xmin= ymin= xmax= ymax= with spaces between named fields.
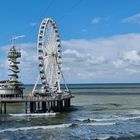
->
xmin=9 ymin=112 xmax=57 ymax=117
xmin=95 ymin=135 xmax=114 ymax=140
xmin=76 ymin=118 xmax=115 ymax=122
xmin=82 ymin=122 xmax=116 ymax=126
xmin=95 ymin=135 xmax=139 ymax=140
xmin=112 ymin=115 xmax=140 ymax=122
xmin=76 ymin=115 xmax=140 ymax=123
xmin=0 ymin=123 xmax=72 ymax=133
xmin=128 ymin=109 xmax=140 ymax=115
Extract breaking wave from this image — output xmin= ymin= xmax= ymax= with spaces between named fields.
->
xmin=76 ymin=115 xmax=140 ymax=123
xmin=82 ymin=122 xmax=116 ymax=126
xmin=95 ymin=135 xmax=140 ymax=140
xmin=0 ymin=123 xmax=72 ymax=133
xmin=9 ymin=112 xmax=56 ymax=117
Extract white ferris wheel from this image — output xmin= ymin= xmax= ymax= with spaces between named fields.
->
xmin=37 ymin=18 xmax=62 ymax=93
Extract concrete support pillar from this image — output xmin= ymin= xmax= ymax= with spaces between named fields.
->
xmin=50 ymin=101 xmax=53 ymax=110
xmin=47 ymin=102 xmax=50 ymax=112
xmin=64 ymin=99 xmax=71 ymax=108
xmin=30 ymin=102 xmax=36 ymax=113
xmin=0 ymin=102 xmax=2 ymax=114
xmin=42 ymin=102 xmax=46 ymax=113
xmin=38 ymin=102 xmax=40 ymax=110
xmin=57 ymin=100 xmax=63 ymax=111
xmin=68 ymin=99 xmax=71 ymax=107
xmin=52 ymin=101 xmax=56 ymax=111
xmin=25 ymin=102 xmax=27 ymax=114
xmin=54 ymin=101 xmax=56 ymax=110
xmin=4 ymin=102 xmax=6 ymax=114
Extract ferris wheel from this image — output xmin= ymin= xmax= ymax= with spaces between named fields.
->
xmin=37 ymin=18 xmax=62 ymax=93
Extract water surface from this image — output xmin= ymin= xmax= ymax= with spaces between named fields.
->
xmin=0 ymin=83 xmax=140 ymax=140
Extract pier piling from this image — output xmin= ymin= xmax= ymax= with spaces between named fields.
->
xmin=42 ymin=102 xmax=46 ymax=113
xmin=4 ymin=102 xmax=6 ymax=114
xmin=30 ymin=102 xmax=36 ymax=113
xmin=25 ymin=102 xmax=28 ymax=114
xmin=0 ymin=102 xmax=2 ymax=114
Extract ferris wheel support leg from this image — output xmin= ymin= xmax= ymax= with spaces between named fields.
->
xmin=31 ymin=75 xmax=40 ymax=96
xmin=56 ymin=81 xmax=61 ymax=92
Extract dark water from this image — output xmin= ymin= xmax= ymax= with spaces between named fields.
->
xmin=1 ymin=83 xmax=140 ymax=140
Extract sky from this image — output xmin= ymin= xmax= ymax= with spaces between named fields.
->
xmin=0 ymin=0 xmax=140 ymax=84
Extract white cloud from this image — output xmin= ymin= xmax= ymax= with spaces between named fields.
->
xmin=125 ymin=68 xmax=140 ymax=75
xmin=1 ymin=33 xmax=140 ymax=83
xmin=62 ymin=33 xmax=140 ymax=83
xmin=92 ymin=17 xmax=101 ymax=24
xmin=19 ymin=43 xmax=38 ymax=83
xmin=63 ymin=49 xmax=81 ymax=57
xmin=87 ymin=56 xmax=106 ymax=65
xmin=14 ymin=35 xmax=25 ymax=40
xmin=122 ymin=50 xmax=140 ymax=65
xmin=113 ymin=60 xmax=126 ymax=68
xmin=63 ymin=48 xmax=107 ymax=65
xmin=30 ymin=22 xmax=39 ymax=27
xmin=122 ymin=13 xmax=140 ymax=24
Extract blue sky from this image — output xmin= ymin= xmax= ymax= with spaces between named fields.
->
xmin=1 ymin=0 xmax=140 ymax=84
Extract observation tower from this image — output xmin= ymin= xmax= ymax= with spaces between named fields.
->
xmin=0 ymin=37 xmax=24 ymax=97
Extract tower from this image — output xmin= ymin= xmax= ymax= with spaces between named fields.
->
xmin=8 ymin=46 xmax=21 ymax=82
xmin=0 ymin=37 xmax=24 ymax=97
xmin=7 ymin=38 xmax=24 ymax=96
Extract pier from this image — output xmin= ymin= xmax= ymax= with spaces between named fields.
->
xmin=0 ymin=94 xmax=74 ymax=114
xmin=0 ymin=18 xmax=74 ymax=115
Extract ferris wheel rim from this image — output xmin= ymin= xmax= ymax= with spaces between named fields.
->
xmin=37 ymin=18 xmax=62 ymax=92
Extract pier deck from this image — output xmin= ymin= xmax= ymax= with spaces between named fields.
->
xmin=0 ymin=94 xmax=74 ymax=114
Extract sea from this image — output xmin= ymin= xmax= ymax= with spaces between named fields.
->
xmin=1 ymin=83 xmax=140 ymax=140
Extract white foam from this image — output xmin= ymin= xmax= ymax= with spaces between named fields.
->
xmin=76 ymin=118 xmax=116 ymax=122
xmin=129 ymin=109 xmax=140 ymax=115
xmin=95 ymin=135 xmax=119 ymax=140
xmin=82 ymin=122 xmax=116 ymax=126
xmin=9 ymin=112 xmax=56 ymax=117
xmin=115 ymin=116 xmax=140 ymax=121
xmin=93 ymin=118 xmax=115 ymax=122
xmin=76 ymin=115 xmax=140 ymax=123
xmin=76 ymin=118 xmax=87 ymax=121
xmin=95 ymin=136 xmax=111 ymax=140
xmin=0 ymin=124 xmax=72 ymax=133
xmin=96 ymin=116 xmax=140 ymax=122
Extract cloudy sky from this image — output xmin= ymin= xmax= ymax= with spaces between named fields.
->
xmin=0 ymin=0 xmax=140 ymax=84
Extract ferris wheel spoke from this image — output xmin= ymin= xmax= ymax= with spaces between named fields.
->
xmin=49 ymin=58 xmax=55 ymax=86
xmin=45 ymin=56 xmax=55 ymax=86
xmin=45 ymin=64 xmax=51 ymax=84
xmin=43 ymin=46 xmax=51 ymax=55
xmin=50 ymin=57 xmax=57 ymax=86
